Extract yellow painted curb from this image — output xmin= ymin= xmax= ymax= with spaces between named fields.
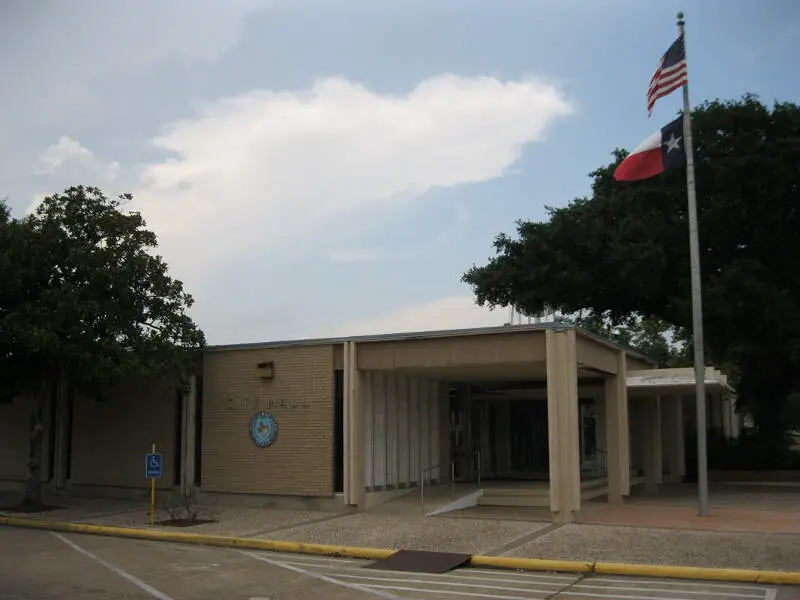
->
xmin=471 ymin=555 xmax=593 ymax=574
xmin=2 ymin=515 xmax=799 ymax=585
xmin=593 ymin=561 xmax=800 ymax=585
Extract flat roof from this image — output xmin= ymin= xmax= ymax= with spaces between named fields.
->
xmin=205 ymin=322 xmax=655 ymax=364
xmin=627 ymin=367 xmax=733 ymax=392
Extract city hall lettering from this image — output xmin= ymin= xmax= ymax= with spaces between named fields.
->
xmin=224 ymin=397 xmax=311 ymax=410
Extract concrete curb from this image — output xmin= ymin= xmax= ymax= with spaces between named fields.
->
xmin=2 ymin=515 xmax=799 ymax=585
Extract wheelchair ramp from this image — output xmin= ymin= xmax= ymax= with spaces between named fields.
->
xmin=363 ymin=549 xmax=472 ymax=574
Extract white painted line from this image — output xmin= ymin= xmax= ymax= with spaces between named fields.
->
xmin=573 ymin=582 xmax=763 ymax=598
xmin=360 ymin=584 xmax=539 ymax=599
xmin=240 ymin=550 xmax=409 ymax=600
xmin=590 ymin=577 xmax=768 ymax=592
xmin=335 ymin=572 xmax=563 ymax=592
xmin=555 ymin=592 xmax=754 ymax=600
xmin=273 ymin=558 xmax=576 ymax=584
xmin=764 ymin=587 xmax=777 ymax=600
xmin=51 ymin=532 xmax=174 ymax=600
xmin=466 ymin=568 xmax=583 ymax=581
xmin=272 ymin=553 xmax=361 ymax=565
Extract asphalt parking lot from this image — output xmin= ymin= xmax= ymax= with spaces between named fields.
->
xmin=1 ymin=526 xmax=796 ymax=600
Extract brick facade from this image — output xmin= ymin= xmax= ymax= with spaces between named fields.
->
xmin=201 ymin=343 xmax=334 ymax=497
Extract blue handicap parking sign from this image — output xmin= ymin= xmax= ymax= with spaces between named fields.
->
xmin=145 ymin=453 xmax=163 ymax=479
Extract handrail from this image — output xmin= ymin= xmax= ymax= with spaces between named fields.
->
xmin=419 ymin=463 xmax=441 ymax=505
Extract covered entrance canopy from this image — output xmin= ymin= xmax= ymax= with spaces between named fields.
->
xmin=336 ymin=323 xmax=654 ymax=520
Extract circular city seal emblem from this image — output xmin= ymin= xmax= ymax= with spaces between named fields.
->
xmin=249 ymin=411 xmax=278 ymax=448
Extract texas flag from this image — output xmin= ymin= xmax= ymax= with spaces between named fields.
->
xmin=613 ymin=116 xmax=686 ymax=182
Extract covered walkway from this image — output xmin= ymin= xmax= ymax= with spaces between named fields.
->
xmin=339 ymin=323 xmax=650 ymax=520
xmin=339 ymin=323 xmax=740 ymax=521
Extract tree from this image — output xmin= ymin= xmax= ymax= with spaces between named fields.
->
xmin=576 ymin=311 xmax=690 ymax=368
xmin=0 ymin=186 xmax=205 ymax=505
xmin=463 ymin=96 xmax=800 ymax=438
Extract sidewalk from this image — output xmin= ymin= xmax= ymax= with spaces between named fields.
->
xmin=2 ymin=489 xmax=799 ymax=573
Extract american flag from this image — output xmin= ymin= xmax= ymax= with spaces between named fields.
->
xmin=647 ymin=34 xmax=688 ymax=116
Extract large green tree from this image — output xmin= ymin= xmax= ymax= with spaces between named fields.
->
xmin=0 ymin=186 xmax=205 ymax=505
xmin=463 ymin=96 xmax=800 ymax=439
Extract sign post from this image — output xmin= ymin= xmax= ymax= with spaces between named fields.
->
xmin=145 ymin=444 xmax=162 ymax=526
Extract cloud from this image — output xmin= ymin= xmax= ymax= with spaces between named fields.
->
xmin=35 ymin=136 xmax=119 ymax=179
xmin=26 ymin=136 xmax=121 ymax=215
xmin=321 ymin=295 xmax=508 ymax=337
xmin=326 ymin=248 xmax=380 ymax=264
xmin=130 ymin=74 xmax=573 ymax=276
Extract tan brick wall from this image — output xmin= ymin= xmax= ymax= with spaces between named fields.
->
xmin=0 ymin=395 xmax=36 ymax=481
xmin=70 ymin=380 xmax=178 ymax=489
xmin=201 ymin=344 xmax=334 ymax=496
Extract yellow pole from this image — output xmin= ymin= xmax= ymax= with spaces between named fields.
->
xmin=150 ymin=442 xmax=156 ymax=527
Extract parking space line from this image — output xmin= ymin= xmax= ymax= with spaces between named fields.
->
xmin=588 ymin=577 xmax=771 ymax=594
xmin=240 ymin=550 xmax=409 ymax=600
xmin=51 ymin=532 xmax=174 ymax=600
xmin=273 ymin=557 xmax=576 ymax=584
xmin=360 ymin=584 xmax=540 ymax=599
xmin=335 ymin=572 xmax=564 ymax=593
xmin=572 ymin=582 xmax=763 ymax=598
xmin=275 ymin=553 xmax=362 ymax=565
xmin=249 ymin=551 xmax=778 ymax=600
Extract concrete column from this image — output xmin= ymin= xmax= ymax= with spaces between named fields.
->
xmin=604 ymin=350 xmax=630 ymax=503
xmin=52 ymin=372 xmax=71 ymax=490
xmin=495 ymin=400 xmax=512 ymax=477
xmin=643 ymin=396 xmax=662 ymax=493
xmin=721 ymin=396 xmax=733 ymax=439
xmin=180 ymin=375 xmax=198 ymax=497
xmin=546 ymin=328 xmax=581 ymax=521
xmin=661 ymin=394 xmax=684 ymax=483
xmin=343 ymin=341 xmax=366 ymax=508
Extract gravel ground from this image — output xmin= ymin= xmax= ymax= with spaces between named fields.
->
xmin=505 ymin=523 xmax=800 ymax=571
xmin=265 ymin=511 xmax=549 ymax=555
xmin=82 ymin=506 xmax=341 ymax=537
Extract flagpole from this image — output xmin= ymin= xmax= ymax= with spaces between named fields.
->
xmin=677 ymin=11 xmax=709 ymax=517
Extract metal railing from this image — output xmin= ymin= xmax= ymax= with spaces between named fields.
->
xmin=593 ymin=447 xmax=608 ymax=477
xmin=419 ymin=463 xmax=440 ymax=506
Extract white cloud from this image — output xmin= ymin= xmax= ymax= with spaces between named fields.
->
xmin=35 ymin=136 xmax=119 ymax=179
xmin=321 ymin=295 xmax=507 ymax=337
xmin=131 ymin=74 xmax=573 ymax=276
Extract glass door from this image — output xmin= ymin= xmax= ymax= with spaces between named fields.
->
xmin=579 ymin=399 xmax=597 ymax=469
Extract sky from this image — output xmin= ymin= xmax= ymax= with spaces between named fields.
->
xmin=1 ymin=0 xmax=798 ymax=345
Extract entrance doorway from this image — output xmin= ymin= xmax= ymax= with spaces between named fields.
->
xmin=450 ymin=390 xmax=601 ymax=484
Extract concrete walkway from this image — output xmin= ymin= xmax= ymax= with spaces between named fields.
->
xmin=2 ymin=492 xmax=800 ymax=573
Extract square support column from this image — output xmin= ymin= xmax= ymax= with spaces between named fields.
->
xmin=546 ymin=328 xmax=581 ymax=521
xmin=643 ymin=396 xmax=662 ymax=493
xmin=604 ymin=350 xmax=630 ymax=503
xmin=343 ymin=341 xmax=366 ymax=508
xmin=180 ymin=375 xmax=198 ymax=497
xmin=52 ymin=371 xmax=71 ymax=491
xmin=661 ymin=394 xmax=684 ymax=483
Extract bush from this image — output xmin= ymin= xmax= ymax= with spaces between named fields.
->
xmin=684 ymin=427 xmax=800 ymax=480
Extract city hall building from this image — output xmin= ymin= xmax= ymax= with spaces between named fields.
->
xmin=0 ymin=323 xmax=738 ymax=520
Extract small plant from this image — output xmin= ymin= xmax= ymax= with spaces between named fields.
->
xmin=159 ymin=489 xmax=221 ymax=527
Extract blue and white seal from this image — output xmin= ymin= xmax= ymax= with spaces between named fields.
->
xmin=249 ymin=411 xmax=278 ymax=448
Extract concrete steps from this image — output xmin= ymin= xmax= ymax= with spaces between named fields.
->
xmin=475 ymin=477 xmax=611 ymax=507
